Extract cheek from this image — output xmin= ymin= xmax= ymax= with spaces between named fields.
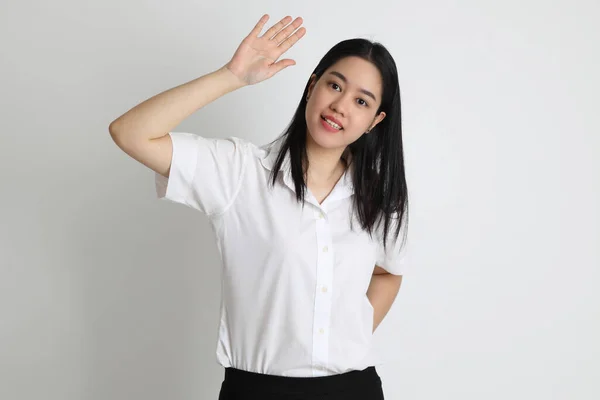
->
xmin=305 ymin=100 xmax=322 ymax=123
xmin=304 ymin=103 xmax=314 ymax=123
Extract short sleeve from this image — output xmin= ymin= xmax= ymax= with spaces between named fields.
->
xmin=375 ymin=214 xmax=409 ymax=275
xmin=155 ymin=132 xmax=249 ymax=216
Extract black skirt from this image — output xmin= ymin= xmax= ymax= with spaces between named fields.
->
xmin=218 ymin=365 xmax=385 ymax=400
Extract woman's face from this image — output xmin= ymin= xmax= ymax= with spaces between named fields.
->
xmin=305 ymin=56 xmax=386 ymax=151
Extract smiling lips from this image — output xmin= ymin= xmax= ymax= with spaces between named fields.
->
xmin=321 ymin=115 xmax=343 ymax=131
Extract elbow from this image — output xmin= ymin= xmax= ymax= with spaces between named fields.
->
xmin=108 ymin=121 xmax=128 ymax=150
xmin=108 ymin=120 xmax=120 ymax=137
xmin=108 ymin=120 xmax=128 ymax=145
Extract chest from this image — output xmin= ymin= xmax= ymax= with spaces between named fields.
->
xmin=307 ymin=183 xmax=336 ymax=205
xmin=216 ymin=162 xmax=377 ymax=280
xmin=220 ymin=186 xmax=378 ymax=284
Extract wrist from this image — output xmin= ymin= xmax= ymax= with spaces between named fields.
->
xmin=218 ymin=64 xmax=248 ymax=91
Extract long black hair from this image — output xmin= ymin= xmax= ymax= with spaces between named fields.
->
xmin=267 ymin=38 xmax=408 ymax=253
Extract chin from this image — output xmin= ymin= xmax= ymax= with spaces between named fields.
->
xmin=314 ymin=137 xmax=347 ymax=152
xmin=311 ymin=118 xmax=341 ymax=140
xmin=307 ymin=127 xmax=336 ymax=149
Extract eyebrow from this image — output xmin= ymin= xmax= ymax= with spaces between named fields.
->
xmin=327 ymin=71 xmax=377 ymax=102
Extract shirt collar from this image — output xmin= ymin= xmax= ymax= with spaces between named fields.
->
xmin=259 ymin=138 xmax=355 ymax=204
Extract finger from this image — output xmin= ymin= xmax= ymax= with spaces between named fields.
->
xmin=276 ymin=27 xmax=306 ymax=55
xmin=272 ymin=17 xmax=303 ymax=45
xmin=262 ymin=15 xmax=293 ymax=40
xmin=270 ymin=59 xmax=296 ymax=75
xmin=249 ymin=14 xmax=269 ymax=37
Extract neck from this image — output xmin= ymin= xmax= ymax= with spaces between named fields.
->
xmin=304 ymin=134 xmax=348 ymax=183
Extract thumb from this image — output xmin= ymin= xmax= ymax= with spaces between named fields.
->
xmin=270 ymin=59 xmax=296 ymax=75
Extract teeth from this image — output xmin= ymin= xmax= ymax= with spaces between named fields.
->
xmin=324 ymin=118 xmax=342 ymax=129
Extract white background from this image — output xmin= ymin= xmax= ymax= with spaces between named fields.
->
xmin=1 ymin=0 xmax=598 ymax=399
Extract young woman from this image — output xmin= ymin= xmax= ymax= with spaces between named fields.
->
xmin=110 ymin=14 xmax=408 ymax=400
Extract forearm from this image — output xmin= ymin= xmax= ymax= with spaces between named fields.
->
xmin=367 ymin=273 xmax=403 ymax=333
xmin=109 ymin=66 xmax=246 ymax=142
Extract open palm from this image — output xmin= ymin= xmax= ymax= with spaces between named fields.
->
xmin=226 ymin=15 xmax=306 ymax=85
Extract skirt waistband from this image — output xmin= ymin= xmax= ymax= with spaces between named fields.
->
xmin=222 ymin=366 xmax=381 ymax=395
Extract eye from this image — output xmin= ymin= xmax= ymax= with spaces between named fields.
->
xmin=329 ymin=82 xmax=368 ymax=107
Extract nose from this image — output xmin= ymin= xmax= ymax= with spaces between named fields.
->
xmin=330 ymin=93 xmax=351 ymax=116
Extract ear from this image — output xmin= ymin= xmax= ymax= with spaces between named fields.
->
xmin=306 ymin=74 xmax=317 ymax=98
xmin=368 ymin=111 xmax=387 ymax=132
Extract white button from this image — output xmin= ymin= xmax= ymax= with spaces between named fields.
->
xmin=319 ymin=328 xmax=325 ymax=334
xmin=321 ymin=286 xmax=328 ymax=293
xmin=319 ymin=212 xmax=324 ymax=219
xmin=322 ymin=246 xmax=328 ymax=252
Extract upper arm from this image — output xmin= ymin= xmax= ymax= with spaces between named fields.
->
xmin=110 ymin=130 xmax=173 ymax=178
xmin=151 ymin=132 xmax=249 ymax=216
xmin=373 ymin=265 xmax=389 ymax=275
xmin=375 ymin=214 xmax=409 ymax=276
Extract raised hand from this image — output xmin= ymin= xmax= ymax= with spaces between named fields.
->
xmin=225 ymin=15 xmax=306 ymax=86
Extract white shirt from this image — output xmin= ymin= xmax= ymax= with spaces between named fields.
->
xmin=155 ymin=131 xmax=407 ymax=377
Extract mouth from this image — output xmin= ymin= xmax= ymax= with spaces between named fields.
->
xmin=321 ymin=116 xmax=343 ymax=130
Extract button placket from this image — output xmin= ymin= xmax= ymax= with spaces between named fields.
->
xmin=312 ymin=207 xmax=333 ymax=373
